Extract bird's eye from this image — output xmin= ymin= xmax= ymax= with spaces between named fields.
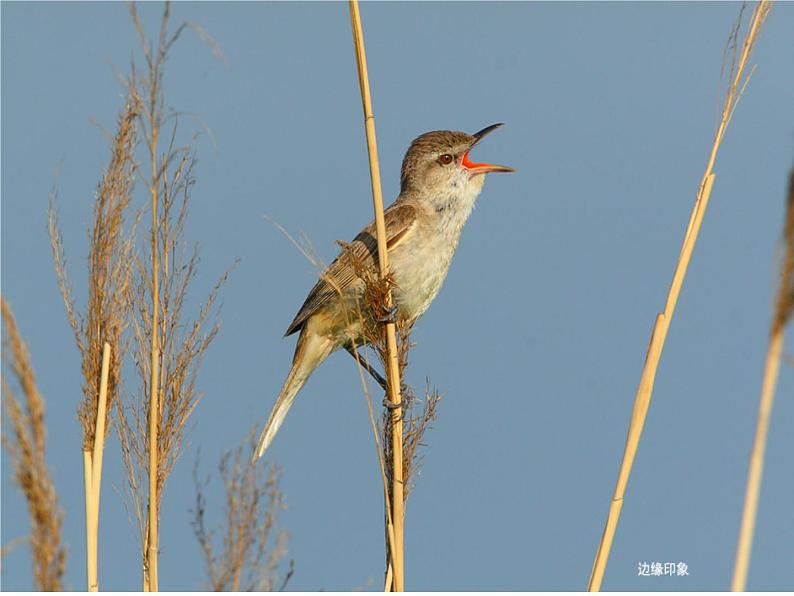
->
xmin=438 ymin=153 xmax=454 ymax=165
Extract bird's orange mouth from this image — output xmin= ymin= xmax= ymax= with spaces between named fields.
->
xmin=461 ymin=150 xmax=515 ymax=176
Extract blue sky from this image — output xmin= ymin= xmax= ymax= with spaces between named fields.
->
xmin=2 ymin=1 xmax=793 ymax=591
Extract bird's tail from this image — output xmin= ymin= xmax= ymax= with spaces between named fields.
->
xmin=255 ymin=329 xmax=333 ymax=461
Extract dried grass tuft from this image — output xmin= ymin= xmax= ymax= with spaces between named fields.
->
xmin=192 ymin=429 xmax=291 ymax=592
xmin=1 ymin=298 xmax=67 ymax=591
xmin=398 ymin=381 xmax=442 ymax=501
xmin=48 ymin=97 xmax=139 ymax=451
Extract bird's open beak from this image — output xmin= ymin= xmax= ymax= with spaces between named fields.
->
xmin=463 ymin=123 xmax=515 ymax=175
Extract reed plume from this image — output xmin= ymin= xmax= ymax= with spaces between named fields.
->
xmin=47 ymin=89 xmax=139 ymax=591
xmin=192 ymin=429 xmax=292 ymax=591
xmin=48 ymin=98 xmax=138 ymax=454
xmin=1 ymin=298 xmax=67 ymax=592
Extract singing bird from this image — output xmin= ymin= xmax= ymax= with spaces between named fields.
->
xmin=256 ymin=123 xmax=514 ymax=459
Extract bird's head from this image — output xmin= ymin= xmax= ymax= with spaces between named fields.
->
xmin=399 ymin=123 xmax=514 ymax=197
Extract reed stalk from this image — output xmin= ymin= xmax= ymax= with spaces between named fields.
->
xmin=348 ymin=342 xmax=398 ymax=590
xmin=146 ymin=122 xmax=161 ymax=594
xmin=94 ymin=343 xmax=112 ymax=590
xmin=83 ymin=450 xmax=96 ymax=591
xmin=81 ymin=342 xmax=110 ymax=591
xmin=348 ymin=1 xmax=405 ymax=590
xmin=731 ymin=163 xmax=794 ymax=591
xmin=587 ymin=2 xmax=772 ymax=590
xmin=92 ymin=345 xmax=111 ymax=499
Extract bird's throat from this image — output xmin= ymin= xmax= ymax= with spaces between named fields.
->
xmin=427 ymin=180 xmax=483 ymax=235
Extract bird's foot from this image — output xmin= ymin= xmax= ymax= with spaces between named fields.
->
xmin=378 ymin=305 xmax=399 ymax=325
xmin=382 ymin=397 xmax=404 ymax=411
xmin=382 ymin=383 xmax=415 ymax=410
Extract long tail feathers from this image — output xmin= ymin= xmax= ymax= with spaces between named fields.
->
xmin=255 ymin=364 xmax=306 ymax=460
xmin=254 ymin=329 xmax=333 ymax=461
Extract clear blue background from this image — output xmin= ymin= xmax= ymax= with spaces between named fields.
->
xmin=2 ymin=1 xmax=793 ymax=591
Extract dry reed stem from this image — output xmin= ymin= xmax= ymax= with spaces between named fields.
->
xmin=731 ymin=163 xmax=794 ymax=591
xmin=384 ymin=563 xmax=394 ymax=593
xmin=348 ymin=1 xmax=405 ymax=589
xmin=92 ymin=343 xmax=111 ymax=544
xmin=83 ymin=449 xmax=96 ymax=591
xmin=352 ymin=344 xmax=398 ymax=585
xmin=347 ymin=333 xmax=399 ymax=592
xmin=192 ymin=429 xmax=290 ymax=591
xmin=146 ymin=93 xmax=161 ymax=596
xmin=1 ymin=298 xmax=67 ymax=591
xmin=113 ymin=4 xmax=231 ymax=589
xmin=588 ymin=2 xmax=772 ymax=590
xmin=83 ymin=342 xmax=111 ymax=591
xmin=82 ymin=344 xmax=111 ymax=592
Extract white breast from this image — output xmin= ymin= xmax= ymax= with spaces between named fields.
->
xmin=390 ymin=178 xmax=483 ymax=321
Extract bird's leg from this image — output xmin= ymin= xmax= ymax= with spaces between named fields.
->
xmin=345 ymin=345 xmax=388 ymax=391
xmin=344 ymin=345 xmax=406 ymax=410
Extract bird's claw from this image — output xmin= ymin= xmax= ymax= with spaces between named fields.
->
xmin=378 ymin=305 xmax=399 ymax=324
xmin=382 ymin=397 xmax=404 ymax=411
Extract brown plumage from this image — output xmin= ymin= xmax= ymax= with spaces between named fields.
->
xmin=285 ymin=202 xmax=417 ymax=337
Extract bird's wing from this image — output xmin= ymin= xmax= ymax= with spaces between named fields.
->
xmin=284 ymin=202 xmax=417 ymax=336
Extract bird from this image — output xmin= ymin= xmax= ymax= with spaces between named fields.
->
xmin=255 ymin=123 xmax=514 ymax=459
